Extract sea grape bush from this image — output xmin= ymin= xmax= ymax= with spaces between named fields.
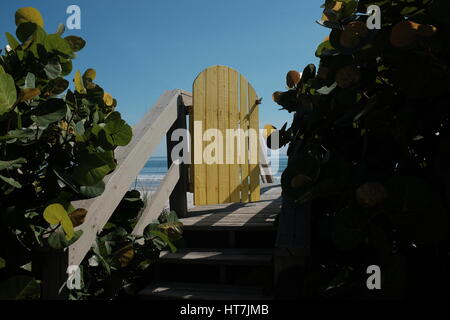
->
xmin=0 ymin=7 xmax=132 ymax=299
xmin=71 ymin=196 xmax=183 ymax=300
xmin=271 ymin=0 xmax=450 ymax=297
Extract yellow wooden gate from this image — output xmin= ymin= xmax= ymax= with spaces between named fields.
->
xmin=190 ymin=66 xmax=260 ymax=206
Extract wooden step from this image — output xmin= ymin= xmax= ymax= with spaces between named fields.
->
xmin=139 ymin=282 xmax=272 ymax=300
xmin=181 ymin=210 xmax=279 ymax=231
xmin=159 ymin=248 xmax=273 ymax=266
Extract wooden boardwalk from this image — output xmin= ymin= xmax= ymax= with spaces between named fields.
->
xmin=139 ymin=184 xmax=282 ymax=300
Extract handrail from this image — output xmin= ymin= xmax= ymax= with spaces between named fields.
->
xmin=69 ymin=89 xmax=191 ymax=266
xmin=132 ymin=162 xmax=180 ymax=236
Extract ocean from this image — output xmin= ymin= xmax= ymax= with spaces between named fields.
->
xmin=133 ymin=155 xmax=288 ymax=192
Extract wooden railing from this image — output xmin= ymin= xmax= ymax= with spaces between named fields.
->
xmin=69 ymin=89 xmax=191 ymax=266
xmin=43 ymin=89 xmax=274 ymax=299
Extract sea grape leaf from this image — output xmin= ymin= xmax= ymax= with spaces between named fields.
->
xmin=5 ymin=32 xmax=20 ymax=50
xmin=74 ymin=71 xmax=86 ymax=94
xmin=0 ymin=158 xmax=27 ymax=171
xmin=30 ymin=98 xmax=67 ymax=127
xmin=48 ymin=230 xmax=83 ymax=250
xmin=72 ymin=151 xmax=116 ymax=186
xmin=44 ymin=60 xmax=62 ymax=80
xmin=43 ymin=203 xmax=74 ymax=240
xmin=64 ymin=35 xmax=86 ymax=52
xmin=0 ymin=73 xmax=17 ymax=116
xmin=0 ymin=175 xmax=22 ymax=188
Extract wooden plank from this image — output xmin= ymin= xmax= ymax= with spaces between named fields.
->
xmin=259 ymin=133 xmax=274 ymax=183
xmin=166 ymin=100 xmax=188 ymax=217
xmin=132 ymin=163 xmax=180 ymax=236
xmin=159 ymin=248 xmax=273 ymax=265
xmin=188 ymin=95 xmax=195 ymax=194
xmin=228 ymin=69 xmax=241 ymax=203
xmin=69 ymin=90 xmax=180 ymax=266
xmin=182 ymin=90 xmax=194 ymax=194
xmin=205 ymin=66 xmax=219 ymax=204
xmin=182 ymin=213 xmax=278 ymax=225
xmin=239 ymin=75 xmax=250 ymax=203
xmin=217 ymin=66 xmax=230 ymax=203
xmin=248 ymin=84 xmax=260 ymax=202
xmin=188 ymin=184 xmax=281 ymax=211
xmin=192 ymin=72 xmax=206 ymax=205
xmin=140 ymin=282 xmax=270 ymax=300
xmin=180 ymin=90 xmax=193 ymax=107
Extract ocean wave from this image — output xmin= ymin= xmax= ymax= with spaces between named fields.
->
xmin=136 ymin=174 xmax=165 ymax=181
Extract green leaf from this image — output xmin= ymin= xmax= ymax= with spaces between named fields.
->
xmin=16 ymin=22 xmax=37 ymax=42
xmin=74 ymin=121 xmax=85 ymax=136
xmin=342 ymin=0 xmax=358 ymax=18
xmin=52 ymin=167 xmax=80 ymax=193
xmin=1 ymin=129 xmax=37 ymax=142
xmin=159 ymin=221 xmax=183 ymax=241
xmin=0 ymin=257 xmax=5 ymax=269
xmin=86 ymin=85 xmax=105 ymax=105
xmin=0 ymin=72 xmax=17 ymax=116
xmin=74 ymin=70 xmax=86 ymax=94
xmin=161 ymin=211 xmax=179 ymax=223
xmin=44 ymin=60 xmax=62 ymax=80
xmin=64 ymin=36 xmax=86 ymax=52
xmin=44 ymin=34 xmax=73 ymax=56
xmin=0 ymin=276 xmax=40 ymax=300
xmin=80 ymin=180 xmax=106 ymax=198
xmin=315 ymin=39 xmax=337 ymax=57
xmin=105 ymin=118 xmax=133 ymax=146
xmin=0 ymin=175 xmax=22 ymax=188
xmin=30 ymin=98 xmax=67 ymax=127
xmin=61 ymin=60 xmax=73 ymax=77
xmin=5 ymin=32 xmax=20 ymax=50
xmin=56 ymin=23 xmax=65 ymax=36
xmin=72 ymin=152 xmax=116 ymax=186
xmin=24 ymin=73 xmax=36 ymax=89
xmin=44 ymin=77 xmax=69 ymax=96
xmin=0 ymin=158 xmax=27 ymax=171
xmin=148 ymin=230 xmax=177 ymax=253
xmin=48 ymin=230 xmax=83 ymax=250
xmin=92 ymin=241 xmax=112 ymax=275
xmin=43 ymin=203 xmax=74 ymax=240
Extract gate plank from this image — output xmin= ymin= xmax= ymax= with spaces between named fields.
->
xmin=239 ymin=75 xmax=250 ymax=203
xmin=193 ymin=72 xmax=207 ymax=205
xmin=205 ymin=66 xmax=219 ymax=204
xmin=228 ymin=69 xmax=241 ymax=203
xmin=248 ymin=84 xmax=260 ymax=202
xmin=217 ymin=66 xmax=230 ymax=203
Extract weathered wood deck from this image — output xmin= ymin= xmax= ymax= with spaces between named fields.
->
xmin=180 ymin=184 xmax=281 ymax=230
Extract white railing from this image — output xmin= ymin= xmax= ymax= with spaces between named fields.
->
xmin=69 ymin=90 xmax=191 ymax=266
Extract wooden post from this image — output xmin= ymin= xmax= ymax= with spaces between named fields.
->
xmin=166 ymin=95 xmax=188 ymax=218
xmin=274 ymin=196 xmax=311 ymax=298
xmin=34 ymin=249 xmax=69 ymax=300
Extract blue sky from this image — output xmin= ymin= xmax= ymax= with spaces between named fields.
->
xmin=1 ymin=0 xmax=328 ymax=156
